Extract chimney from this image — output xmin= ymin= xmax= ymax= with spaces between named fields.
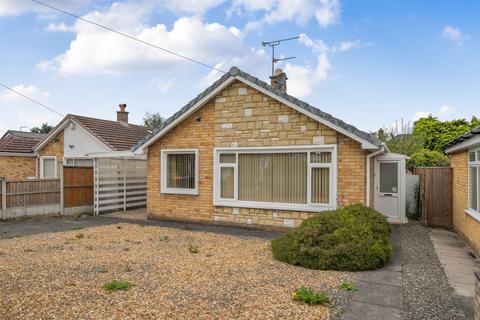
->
xmin=270 ymin=68 xmax=287 ymax=93
xmin=117 ymin=104 xmax=128 ymax=124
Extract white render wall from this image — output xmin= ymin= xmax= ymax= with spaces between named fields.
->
xmin=64 ymin=121 xmax=111 ymax=157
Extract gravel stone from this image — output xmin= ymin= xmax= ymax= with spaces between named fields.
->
xmin=400 ymin=222 xmax=466 ymax=320
xmin=0 ymin=223 xmax=352 ymax=319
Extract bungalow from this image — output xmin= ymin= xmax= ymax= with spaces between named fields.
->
xmin=0 ymin=131 xmax=47 ymax=180
xmin=445 ymin=126 xmax=480 ymax=255
xmin=134 ymin=67 xmax=407 ymax=229
xmin=33 ymin=104 xmax=150 ymax=178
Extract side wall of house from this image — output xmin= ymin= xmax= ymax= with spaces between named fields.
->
xmin=38 ymin=131 xmax=64 ymax=178
xmin=147 ymin=80 xmax=369 ymax=228
xmin=0 ymin=156 xmax=37 ymax=180
xmin=452 ymin=151 xmax=480 ymax=255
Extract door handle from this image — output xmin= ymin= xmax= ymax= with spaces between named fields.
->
xmin=383 ymin=193 xmax=393 ymax=197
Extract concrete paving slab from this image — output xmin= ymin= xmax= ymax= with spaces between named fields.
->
xmin=343 ymin=301 xmax=402 ymax=320
xmin=352 ymin=281 xmax=403 ymax=309
xmin=358 ymin=270 xmax=402 ymax=287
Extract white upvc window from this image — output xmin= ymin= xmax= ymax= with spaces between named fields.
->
xmin=161 ymin=149 xmax=199 ymax=195
xmin=63 ymin=157 xmax=94 ymax=167
xmin=468 ymin=148 xmax=480 ymax=220
xmin=214 ymin=145 xmax=337 ymax=212
xmin=40 ymin=156 xmax=57 ymax=179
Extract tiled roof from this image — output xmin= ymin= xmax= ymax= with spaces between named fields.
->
xmin=70 ymin=115 xmax=150 ymax=151
xmin=444 ymin=125 xmax=480 ymax=150
xmin=133 ymin=66 xmax=381 ymax=150
xmin=0 ymin=131 xmax=47 ymax=154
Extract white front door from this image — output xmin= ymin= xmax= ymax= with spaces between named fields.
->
xmin=375 ymin=160 xmax=401 ymax=222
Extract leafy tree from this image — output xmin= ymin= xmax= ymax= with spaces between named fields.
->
xmin=30 ymin=123 xmax=53 ymax=134
xmin=143 ymin=111 xmax=164 ymax=130
xmin=407 ymin=149 xmax=451 ymax=170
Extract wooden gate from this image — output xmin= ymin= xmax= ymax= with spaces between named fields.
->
xmin=63 ymin=166 xmax=93 ymax=214
xmin=415 ymin=167 xmax=452 ymax=228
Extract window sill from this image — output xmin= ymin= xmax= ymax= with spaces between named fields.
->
xmin=161 ymin=189 xmax=199 ymax=196
xmin=214 ymin=199 xmax=336 ymax=212
xmin=465 ymin=208 xmax=480 ymax=222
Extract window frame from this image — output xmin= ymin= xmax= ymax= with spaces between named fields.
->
xmin=63 ymin=157 xmax=94 ymax=167
xmin=467 ymin=147 xmax=480 ymax=220
xmin=161 ymin=148 xmax=199 ymax=195
xmin=40 ymin=156 xmax=57 ymax=179
xmin=213 ymin=145 xmax=337 ymax=212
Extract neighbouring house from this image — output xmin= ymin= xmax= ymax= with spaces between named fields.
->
xmin=134 ymin=67 xmax=408 ymax=229
xmin=445 ymin=126 xmax=480 ymax=255
xmin=33 ymin=104 xmax=150 ymax=179
xmin=0 ymin=131 xmax=47 ymax=180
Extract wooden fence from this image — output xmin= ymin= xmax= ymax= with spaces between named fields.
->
xmin=415 ymin=167 xmax=453 ymax=228
xmin=0 ymin=178 xmax=60 ymax=220
xmin=63 ymin=166 xmax=93 ymax=214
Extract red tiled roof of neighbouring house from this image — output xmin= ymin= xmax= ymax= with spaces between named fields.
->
xmin=0 ymin=131 xmax=48 ymax=154
xmin=69 ymin=114 xmax=150 ymax=151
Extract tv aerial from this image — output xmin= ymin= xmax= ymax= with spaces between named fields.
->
xmin=262 ymin=36 xmax=300 ymax=77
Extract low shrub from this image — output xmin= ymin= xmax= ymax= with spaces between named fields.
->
xmin=103 ymin=280 xmax=133 ymax=292
xmin=271 ymin=204 xmax=392 ymax=271
xmin=292 ymin=287 xmax=330 ymax=305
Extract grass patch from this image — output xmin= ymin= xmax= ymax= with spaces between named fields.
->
xmin=188 ymin=240 xmax=199 ymax=254
xmin=292 ymin=287 xmax=330 ymax=305
xmin=103 ymin=280 xmax=133 ymax=292
xmin=72 ymin=212 xmax=83 ymax=220
xmin=340 ymin=281 xmax=358 ymax=292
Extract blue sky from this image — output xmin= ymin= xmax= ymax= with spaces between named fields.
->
xmin=0 ymin=0 xmax=479 ymax=136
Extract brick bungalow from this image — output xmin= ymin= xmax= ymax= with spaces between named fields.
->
xmin=445 ymin=126 xmax=480 ymax=255
xmin=0 ymin=131 xmax=47 ymax=180
xmin=33 ymin=105 xmax=150 ymax=179
xmin=134 ymin=67 xmax=405 ymax=229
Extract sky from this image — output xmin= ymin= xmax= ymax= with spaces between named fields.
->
xmin=0 ymin=0 xmax=479 ymax=136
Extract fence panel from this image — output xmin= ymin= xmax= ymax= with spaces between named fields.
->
xmin=63 ymin=166 xmax=94 ymax=212
xmin=415 ymin=167 xmax=452 ymax=228
xmin=2 ymin=179 xmax=60 ymax=219
xmin=94 ymin=158 xmax=147 ymax=215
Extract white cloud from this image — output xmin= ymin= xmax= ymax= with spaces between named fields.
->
xmin=38 ymin=2 xmax=245 ymax=76
xmin=0 ymin=0 xmax=93 ymax=16
xmin=442 ymin=26 xmax=468 ymax=45
xmin=45 ymin=22 xmax=74 ymax=32
xmin=283 ymin=54 xmax=330 ymax=97
xmin=163 ymin=0 xmax=225 ymax=14
xmin=0 ymin=84 xmax=50 ymax=102
xmin=412 ymin=104 xmax=457 ymax=122
xmin=337 ymin=39 xmax=361 ymax=52
xmin=412 ymin=111 xmax=430 ymax=122
xmin=233 ymin=0 xmax=340 ymax=30
xmin=148 ymin=78 xmax=176 ymax=93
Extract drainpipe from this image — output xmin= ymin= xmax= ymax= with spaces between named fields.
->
xmin=366 ymin=143 xmax=387 ymax=207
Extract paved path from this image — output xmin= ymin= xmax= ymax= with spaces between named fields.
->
xmin=343 ymin=228 xmax=403 ymax=320
xmin=430 ymin=228 xmax=479 ymax=319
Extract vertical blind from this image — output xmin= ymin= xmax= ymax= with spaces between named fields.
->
xmin=167 ymin=153 xmax=195 ymax=189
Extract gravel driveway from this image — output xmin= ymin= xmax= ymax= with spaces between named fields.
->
xmin=0 ymin=222 xmax=352 ymax=320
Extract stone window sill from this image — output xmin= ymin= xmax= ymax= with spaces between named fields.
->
xmin=465 ymin=208 xmax=480 ymax=222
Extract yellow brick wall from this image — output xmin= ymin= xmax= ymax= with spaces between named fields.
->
xmin=147 ymin=80 xmax=370 ymax=228
xmin=0 ymin=156 xmax=37 ymax=180
xmin=38 ymin=131 xmax=64 ymax=178
xmin=452 ymin=151 xmax=480 ymax=255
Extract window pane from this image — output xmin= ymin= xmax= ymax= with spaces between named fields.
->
xmin=469 ymin=151 xmax=476 ymax=162
xmin=238 ymin=153 xmax=307 ymax=204
xmin=380 ymin=162 xmax=398 ymax=193
xmin=43 ymin=159 xmax=56 ymax=178
xmin=167 ymin=153 xmax=195 ymax=189
xmin=310 ymin=152 xmax=331 ymax=163
xmin=220 ymin=154 xmax=236 ymax=163
xmin=220 ymin=167 xmax=235 ymax=199
xmin=312 ymin=167 xmax=330 ymax=204
xmin=469 ymin=167 xmax=478 ymax=211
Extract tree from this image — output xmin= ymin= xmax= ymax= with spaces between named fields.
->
xmin=143 ymin=111 xmax=164 ymax=130
xmin=407 ymin=149 xmax=451 ymax=170
xmin=30 ymin=123 xmax=53 ymax=134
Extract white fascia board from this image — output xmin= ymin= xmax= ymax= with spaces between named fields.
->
xmin=445 ymin=134 xmax=480 ymax=154
xmin=136 ymin=76 xmax=237 ymax=153
xmin=87 ymin=150 xmax=146 ymax=159
xmin=235 ymin=76 xmax=379 ymax=150
xmin=0 ymin=152 xmax=37 ymax=157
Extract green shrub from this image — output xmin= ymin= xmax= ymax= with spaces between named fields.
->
xmin=292 ymin=287 xmax=330 ymax=305
xmin=271 ymin=204 xmax=392 ymax=271
xmin=103 ymin=280 xmax=133 ymax=291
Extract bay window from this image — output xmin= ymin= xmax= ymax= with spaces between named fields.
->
xmin=468 ymin=148 xmax=480 ymax=214
xmin=161 ymin=149 xmax=199 ymax=195
xmin=214 ymin=146 xmax=337 ymax=211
